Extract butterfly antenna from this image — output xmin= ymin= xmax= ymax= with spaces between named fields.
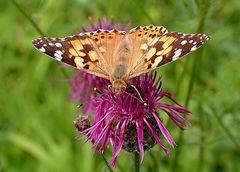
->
xmin=124 ymin=85 xmax=147 ymax=106
xmin=124 ymin=91 xmax=146 ymax=105
xmin=130 ymin=85 xmax=144 ymax=102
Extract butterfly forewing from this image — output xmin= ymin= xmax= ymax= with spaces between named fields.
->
xmin=32 ymin=29 xmax=128 ymax=80
xmin=126 ymin=25 xmax=168 ymax=74
xmin=33 ymin=34 xmax=105 ymax=79
xmin=155 ymin=32 xmax=209 ymax=63
xmin=33 ymin=37 xmax=77 ymax=66
xmin=127 ymin=29 xmax=209 ymax=79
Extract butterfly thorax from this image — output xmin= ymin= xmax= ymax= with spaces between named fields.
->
xmin=109 ymin=37 xmax=132 ymax=95
xmin=112 ymin=79 xmax=127 ymax=95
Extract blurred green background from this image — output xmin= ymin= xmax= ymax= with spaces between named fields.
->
xmin=0 ymin=0 xmax=240 ymax=171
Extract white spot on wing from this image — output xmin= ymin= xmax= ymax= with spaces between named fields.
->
xmin=55 ymin=43 xmax=62 ymax=47
xmin=190 ymin=45 xmax=197 ymax=51
xmin=180 ymin=40 xmax=187 ymax=45
xmin=172 ymin=49 xmax=182 ymax=61
xmin=56 ymin=50 xmax=63 ymax=54
xmin=39 ymin=47 xmax=45 ymax=52
xmin=54 ymin=50 xmax=64 ymax=61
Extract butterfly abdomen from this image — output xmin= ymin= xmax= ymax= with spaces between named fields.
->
xmin=113 ymin=64 xmax=128 ymax=80
xmin=111 ymin=38 xmax=132 ymax=81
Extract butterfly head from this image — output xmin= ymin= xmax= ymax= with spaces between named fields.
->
xmin=112 ymin=79 xmax=127 ymax=95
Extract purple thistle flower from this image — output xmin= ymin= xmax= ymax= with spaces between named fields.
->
xmin=79 ymin=72 xmax=191 ymax=166
xmin=69 ymin=17 xmax=130 ymax=116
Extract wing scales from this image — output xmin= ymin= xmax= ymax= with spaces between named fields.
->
xmin=32 ymin=26 xmax=209 ymax=83
xmin=127 ymin=28 xmax=209 ymax=79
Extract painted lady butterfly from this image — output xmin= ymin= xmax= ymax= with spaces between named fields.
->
xmin=32 ymin=25 xmax=209 ymax=94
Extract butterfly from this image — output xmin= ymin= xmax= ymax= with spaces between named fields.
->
xmin=32 ymin=25 xmax=209 ymax=94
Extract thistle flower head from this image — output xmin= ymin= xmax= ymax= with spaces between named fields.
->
xmin=80 ymin=73 xmax=191 ymax=166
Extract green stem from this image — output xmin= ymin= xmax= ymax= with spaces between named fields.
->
xmin=100 ymin=154 xmax=114 ymax=172
xmin=149 ymin=152 xmax=158 ymax=171
xmin=10 ymin=0 xmax=45 ymax=37
xmin=171 ymin=36 xmax=203 ymax=172
xmin=171 ymin=35 xmax=204 ymax=172
xmin=134 ymin=153 xmax=140 ymax=172
xmin=171 ymin=0 xmax=210 ymax=171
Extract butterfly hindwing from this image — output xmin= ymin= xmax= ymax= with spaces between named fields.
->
xmin=84 ymin=29 xmax=126 ymax=76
